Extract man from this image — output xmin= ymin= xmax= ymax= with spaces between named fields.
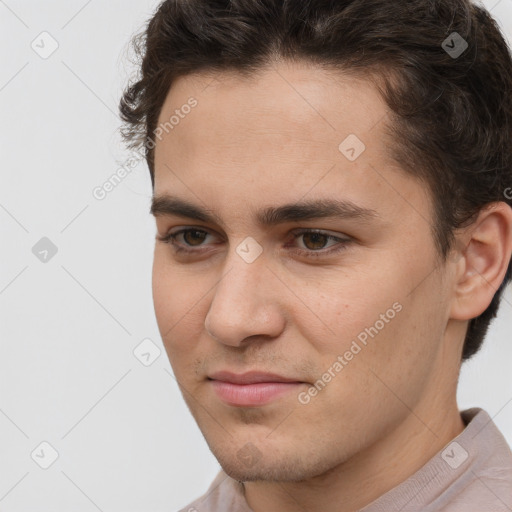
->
xmin=119 ymin=0 xmax=512 ymax=510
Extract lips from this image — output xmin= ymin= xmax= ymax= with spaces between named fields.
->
xmin=208 ymin=370 xmax=301 ymax=384
xmin=208 ymin=371 xmax=304 ymax=407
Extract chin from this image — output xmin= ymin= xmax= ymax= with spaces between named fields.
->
xmin=211 ymin=445 xmax=338 ymax=483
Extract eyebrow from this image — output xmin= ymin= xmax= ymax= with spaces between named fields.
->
xmin=150 ymin=195 xmax=379 ymax=228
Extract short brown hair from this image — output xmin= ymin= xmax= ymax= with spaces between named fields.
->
xmin=119 ymin=0 xmax=512 ymax=361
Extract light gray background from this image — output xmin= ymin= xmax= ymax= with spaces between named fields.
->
xmin=1 ymin=1 xmax=511 ymax=511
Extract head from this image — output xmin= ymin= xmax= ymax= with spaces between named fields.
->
xmin=120 ymin=0 xmax=512 ymax=482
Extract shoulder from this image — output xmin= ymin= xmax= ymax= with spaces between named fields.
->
xmin=432 ymin=407 xmax=512 ymax=512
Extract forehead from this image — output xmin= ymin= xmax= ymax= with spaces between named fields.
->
xmin=155 ymin=61 xmax=388 ymax=157
xmin=152 ymin=60 xmax=431 ymax=227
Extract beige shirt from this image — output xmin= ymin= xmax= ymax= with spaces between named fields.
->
xmin=179 ymin=408 xmax=512 ymax=511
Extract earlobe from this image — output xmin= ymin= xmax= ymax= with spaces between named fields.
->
xmin=450 ymin=202 xmax=512 ymax=321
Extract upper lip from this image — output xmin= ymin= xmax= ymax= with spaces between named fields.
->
xmin=208 ymin=371 xmax=302 ymax=384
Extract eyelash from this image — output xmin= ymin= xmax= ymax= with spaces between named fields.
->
xmin=156 ymin=228 xmax=351 ymax=259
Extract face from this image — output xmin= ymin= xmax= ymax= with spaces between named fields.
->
xmin=151 ymin=60 xmax=459 ymax=482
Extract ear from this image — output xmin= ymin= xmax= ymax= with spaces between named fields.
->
xmin=450 ymin=202 xmax=512 ymax=321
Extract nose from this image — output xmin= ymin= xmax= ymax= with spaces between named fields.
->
xmin=204 ymin=248 xmax=285 ymax=347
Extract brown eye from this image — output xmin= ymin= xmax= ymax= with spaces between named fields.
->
xmin=157 ymin=228 xmax=214 ymax=251
xmin=182 ymin=229 xmax=208 ymax=246
xmin=300 ymin=232 xmax=331 ymax=250
xmin=158 ymin=227 xmax=351 ymax=260
xmin=288 ymin=229 xmax=352 ymax=259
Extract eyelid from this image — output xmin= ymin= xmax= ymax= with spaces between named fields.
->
xmin=156 ymin=227 xmax=220 ymax=244
xmin=157 ymin=226 xmax=352 ymax=257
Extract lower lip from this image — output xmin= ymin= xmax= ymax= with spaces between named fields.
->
xmin=209 ymin=380 xmax=303 ymax=406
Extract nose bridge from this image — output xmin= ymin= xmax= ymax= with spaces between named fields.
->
xmin=204 ymin=243 xmax=283 ymax=346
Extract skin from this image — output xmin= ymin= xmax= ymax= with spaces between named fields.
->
xmin=150 ymin=60 xmax=512 ymax=512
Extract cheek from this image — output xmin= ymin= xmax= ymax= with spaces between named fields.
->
xmin=328 ymin=277 xmax=447 ymax=410
xmin=152 ymin=252 xmax=208 ymax=351
xmin=293 ymin=260 xmax=440 ymax=406
xmin=291 ymin=270 xmax=405 ymax=358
